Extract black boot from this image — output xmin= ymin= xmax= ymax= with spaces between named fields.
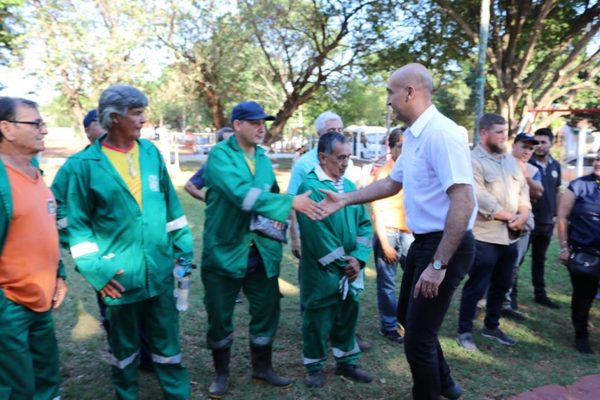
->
xmin=250 ymin=346 xmax=292 ymax=387
xmin=575 ymin=337 xmax=594 ymax=354
xmin=304 ymin=370 xmax=325 ymax=388
xmin=334 ymin=364 xmax=373 ymax=383
xmin=209 ymin=348 xmax=230 ymax=398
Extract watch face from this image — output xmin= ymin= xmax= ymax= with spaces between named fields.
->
xmin=433 ymin=260 xmax=442 ymax=270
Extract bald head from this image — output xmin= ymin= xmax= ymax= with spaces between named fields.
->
xmin=390 ymin=63 xmax=434 ymax=94
xmin=387 ymin=63 xmax=434 ymax=125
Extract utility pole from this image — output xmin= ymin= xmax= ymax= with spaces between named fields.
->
xmin=473 ymin=0 xmax=490 ymax=145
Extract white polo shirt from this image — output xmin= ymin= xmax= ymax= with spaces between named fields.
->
xmin=389 ymin=105 xmax=477 ymax=234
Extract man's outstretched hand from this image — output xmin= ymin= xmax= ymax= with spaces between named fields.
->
xmin=292 ymin=191 xmax=325 ymax=220
xmin=318 ymin=189 xmax=346 ymax=218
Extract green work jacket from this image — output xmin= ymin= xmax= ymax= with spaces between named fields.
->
xmin=202 ymin=135 xmax=293 ymax=279
xmin=0 ymin=158 xmax=66 ymax=278
xmin=51 ymin=148 xmax=87 ymax=250
xmin=297 ymin=170 xmax=372 ymax=309
xmin=67 ymin=137 xmax=193 ymax=305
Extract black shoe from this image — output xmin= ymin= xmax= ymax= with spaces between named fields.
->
xmin=209 ymin=348 xmax=230 ymax=399
xmin=441 ymin=382 xmax=464 ymax=399
xmin=575 ymin=338 xmax=594 ymax=354
xmin=535 ymin=295 xmax=559 ymax=309
xmin=355 ymin=333 xmax=373 ymax=351
xmin=335 ymin=364 xmax=373 ymax=383
xmin=500 ymin=308 xmax=525 ymax=321
xmin=481 ymin=327 xmax=517 ymax=346
xmin=304 ymin=370 xmax=325 ymax=388
xmin=356 ymin=334 xmax=372 ymax=351
xmin=250 ymin=346 xmax=292 ymax=387
xmin=380 ymin=329 xmax=404 ymax=344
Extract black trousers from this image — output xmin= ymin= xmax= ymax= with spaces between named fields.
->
xmin=529 ymin=223 xmax=554 ymax=297
xmin=458 ymin=241 xmax=518 ymax=334
xmin=397 ymin=231 xmax=475 ymax=400
xmin=568 ymin=269 xmax=599 ymax=339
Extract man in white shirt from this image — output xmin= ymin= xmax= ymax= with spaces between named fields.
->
xmin=320 ymin=63 xmax=476 ymax=400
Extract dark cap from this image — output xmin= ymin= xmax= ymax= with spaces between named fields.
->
xmin=514 ymin=132 xmax=539 ymax=145
xmin=83 ymin=109 xmax=98 ymax=128
xmin=230 ymin=101 xmax=275 ymax=123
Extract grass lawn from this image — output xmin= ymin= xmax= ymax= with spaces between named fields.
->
xmin=52 ymin=169 xmax=599 ymax=399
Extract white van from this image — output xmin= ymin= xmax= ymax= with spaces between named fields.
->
xmin=345 ymin=125 xmax=388 ymax=160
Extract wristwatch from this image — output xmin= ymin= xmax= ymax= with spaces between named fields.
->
xmin=432 ymin=259 xmax=447 ymax=270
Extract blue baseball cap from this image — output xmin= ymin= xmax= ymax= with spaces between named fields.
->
xmin=230 ymin=101 xmax=275 ymax=123
xmin=514 ymin=132 xmax=539 ymax=145
xmin=83 ymin=109 xmax=98 ymax=128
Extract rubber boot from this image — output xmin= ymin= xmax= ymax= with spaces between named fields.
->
xmin=250 ymin=346 xmax=292 ymax=387
xmin=208 ymin=348 xmax=230 ymax=398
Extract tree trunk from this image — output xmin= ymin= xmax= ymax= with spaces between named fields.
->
xmin=265 ymin=96 xmax=301 ymax=145
xmin=198 ymin=83 xmax=227 ymax=129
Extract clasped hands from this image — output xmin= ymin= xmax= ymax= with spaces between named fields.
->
xmin=291 ymin=189 xmax=346 ymax=220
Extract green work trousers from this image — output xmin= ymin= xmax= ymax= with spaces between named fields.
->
xmin=0 ymin=291 xmax=60 ymax=400
xmin=202 ymin=267 xmax=281 ymax=349
xmin=104 ymin=290 xmax=189 ymax=400
xmin=302 ymin=294 xmax=361 ymax=372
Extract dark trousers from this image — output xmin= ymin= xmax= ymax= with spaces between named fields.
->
xmin=458 ymin=241 xmax=518 ymax=334
xmin=397 ymin=231 xmax=474 ymax=400
xmin=529 ymin=223 xmax=554 ymax=297
xmin=568 ymin=269 xmax=599 ymax=339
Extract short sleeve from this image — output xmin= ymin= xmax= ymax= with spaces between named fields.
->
xmin=430 ymin=131 xmax=473 ymax=191
xmin=189 ymin=165 xmax=206 ymax=189
xmin=389 ymin=156 xmax=403 ymax=183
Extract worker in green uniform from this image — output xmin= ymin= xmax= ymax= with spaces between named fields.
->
xmin=66 ymin=85 xmax=193 ymax=400
xmin=51 ymin=109 xmax=154 ymax=372
xmin=296 ymin=131 xmax=373 ymax=388
xmin=202 ymin=100 xmax=322 ymax=398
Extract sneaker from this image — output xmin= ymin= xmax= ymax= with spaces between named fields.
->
xmin=456 ymin=332 xmax=478 ymax=351
xmin=500 ymin=308 xmax=525 ymax=321
xmin=481 ymin=327 xmax=517 ymax=346
xmin=535 ymin=295 xmax=559 ymax=309
xmin=356 ymin=334 xmax=371 ymax=351
xmin=575 ymin=338 xmax=594 ymax=354
xmin=380 ymin=329 xmax=404 ymax=344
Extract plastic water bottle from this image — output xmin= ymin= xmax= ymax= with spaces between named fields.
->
xmin=173 ymin=259 xmax=192 ymax=312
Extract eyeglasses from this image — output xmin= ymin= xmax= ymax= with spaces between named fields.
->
xmin=6 ymin=120 xmax=47 ymax=129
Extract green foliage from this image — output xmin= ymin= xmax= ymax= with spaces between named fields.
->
xmin=365 ymin=0 xmax=600 ymax=130
xmin=0 ymin=0 xmax=23 ymax=66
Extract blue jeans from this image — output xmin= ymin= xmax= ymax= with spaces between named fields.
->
xmin=504 ymin=231 xmax=530 ymax=308
xmin=398 ymin=231 xmax=475 ymax=400
xmin=458 ymin=240 xmax=518 ymax=334
xmin=373 ymin=229 xmax=414 ymax=332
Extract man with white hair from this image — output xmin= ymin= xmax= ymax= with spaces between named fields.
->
xmin=66 ymin=84 xmax=193 ymax=399
xmin=287 ymin=111 xmax=345 ymax=198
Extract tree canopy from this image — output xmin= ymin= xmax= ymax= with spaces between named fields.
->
xmin=3 ymin=0 xmax=598 ymax=138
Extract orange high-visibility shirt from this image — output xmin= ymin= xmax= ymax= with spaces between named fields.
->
xmin=0 ymin=164 xmax=59 ymax=311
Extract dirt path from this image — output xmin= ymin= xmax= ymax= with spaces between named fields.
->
xmin=509 ymin=374 xmax=600 ymax=400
